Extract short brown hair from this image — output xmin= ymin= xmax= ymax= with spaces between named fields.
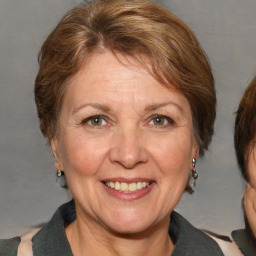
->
xmin=234 ymin=77 xmax=256 ymax=182
xmin=35 ymin=0 xmax=215 ymax=156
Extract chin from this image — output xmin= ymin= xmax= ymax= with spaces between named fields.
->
xmin=102 ymin=209 xmax=160 ymax=235
xmin=107 ymin=221 xmax=153 ymax=235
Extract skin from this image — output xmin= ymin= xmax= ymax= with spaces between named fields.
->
xmin=51 ymin=50 xmax=199 ymax=256
xmin=244 ymin=143 xmax=256 ymax=238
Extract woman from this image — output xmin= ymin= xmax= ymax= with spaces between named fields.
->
xmin=233 ymin=76 xmax=256 ymax=255
xmin=0 ymin=0 xmax=224 ymax=255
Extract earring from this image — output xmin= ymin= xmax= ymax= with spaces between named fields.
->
xmin=191 ymin=158 xmax=198 ymax=187
xmin=56 ymin=170 xmax=68 ymax=188
xmin=57 ymin=170 xmax=64 ymax=177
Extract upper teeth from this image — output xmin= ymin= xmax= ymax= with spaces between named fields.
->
xmin=105 ymin=181 xmax=150 ymax=192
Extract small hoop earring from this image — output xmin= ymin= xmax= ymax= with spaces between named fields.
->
xmin=56 ymin=170 xmax=68 ymax=188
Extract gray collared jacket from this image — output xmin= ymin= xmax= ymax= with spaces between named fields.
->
xmin=0 ymin=200 xmax=225 ymax=256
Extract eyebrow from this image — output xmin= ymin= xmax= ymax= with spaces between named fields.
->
xmin=144 ymin=101 xmax=184 ymax=113
xmin=72 ymin=101 xmax=183 ymax=115
xmin=72 ymin=103 xmax=111 ymax=114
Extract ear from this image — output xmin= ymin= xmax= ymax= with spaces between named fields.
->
xmin=191 ymin=140 xmax=199 ymax=166
xmin=193 ymin=145 xmax=199 ymax=160
xmin=51 ymin=137 xmax=63 ymax=170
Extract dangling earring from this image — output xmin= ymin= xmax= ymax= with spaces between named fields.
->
xmin=56 ymin=170 xmax=67 ymax=188
xmin=191 ymin=158 xmax=198 ymax=187
xmin=57 ymin=170 xmax=64 ymax=177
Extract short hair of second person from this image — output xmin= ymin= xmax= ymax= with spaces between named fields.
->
xmin=235 ymin=76 xmax=256 ymax=181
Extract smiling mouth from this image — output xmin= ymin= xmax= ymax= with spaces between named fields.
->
xmin=103 ymin=181 xmax=151 ymax=193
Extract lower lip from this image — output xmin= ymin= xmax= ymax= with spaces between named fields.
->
xmin=102 ymin=182 xmax=155 ymax=201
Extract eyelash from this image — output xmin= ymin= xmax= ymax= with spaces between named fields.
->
xmin=148 ymin=114 xmax=175 ymax=127
xmin=80 ymin=114 xmax=175 ymax=128
xmin=81 ymin=115 xmax=108 ymax=127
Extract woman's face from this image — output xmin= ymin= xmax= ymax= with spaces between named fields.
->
xmin=52 ymin=50 xmax=198 ymax=234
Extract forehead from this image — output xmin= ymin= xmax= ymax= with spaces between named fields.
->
xmin=62 ymin=50 xmax=191 ymax=114
xmin=73 ymin=50 xmax=153 ymax=87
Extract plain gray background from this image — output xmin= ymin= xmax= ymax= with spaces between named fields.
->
xmin=0 ymin=0 xmax=256 ymax=238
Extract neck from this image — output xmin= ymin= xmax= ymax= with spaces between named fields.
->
xmin=66 ymin=211 xmax=174 ymax=256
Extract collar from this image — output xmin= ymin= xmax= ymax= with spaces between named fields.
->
xmin=169 ymin=211 xmax=224 ymax=256
xmin=32 ymin=200 xmax=223 ymax=256
xmin=232 ymin=229 xmax=256 ymax=256
xmin=32 ymin=201 xmax=75 ymax=256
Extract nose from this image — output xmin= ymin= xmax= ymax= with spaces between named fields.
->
xmin=109 ymin=127 xmax=148 ymax=169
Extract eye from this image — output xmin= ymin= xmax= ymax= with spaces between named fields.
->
xmin=82 ymin=115 xmax=107 ymax=126
xmin=149 ymin=115 xmax=174 ymax=127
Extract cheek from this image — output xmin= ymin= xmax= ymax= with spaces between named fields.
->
xmin=148 ymin=132 xmax=194 ymax=174
xmin=58 ymin=133 xmax=109 ymax=177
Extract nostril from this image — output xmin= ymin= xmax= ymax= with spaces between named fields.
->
xmin=108 ymin=132 xmax=149 ymax=168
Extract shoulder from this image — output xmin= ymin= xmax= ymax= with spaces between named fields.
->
xmin=232 ymin=229 xmax=256 ymax=256
xmin=0 ymin=201 xmax=74 ymax=256
xmin=0 ymin=228 xmax=41 ymax=256
xmin=0 ymin=236 xmax=21 ymax=256
xmin=205 ymin=231 xmax=244 ymax=256
xmin=170 ymin=211 xmax=225 ymax=255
